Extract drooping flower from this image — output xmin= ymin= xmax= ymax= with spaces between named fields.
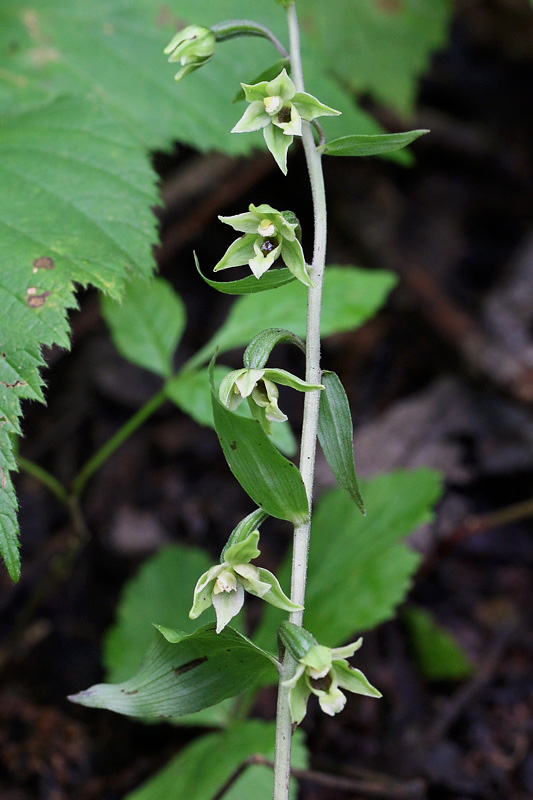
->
xmin=232 ymin=69 xmax=341 ymax=173
xmin=280 ymin=623 xmax=382 ymax=724
xmin=189 ymin=530 xmax=302 ymax=633
xmin=214 ymin=202 xmax=312 ymax=286
xmin=219 ymin=367 xmax=323 ymax=435
xmin=164 ymin=25 xmax=216 ymax=81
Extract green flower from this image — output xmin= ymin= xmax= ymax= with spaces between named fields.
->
xmin=215 ymin=203 xmax=312 ymax=286
xmin=280 ymin=624 xmax=382 ymax=724
xmin=164 ymin=25 xmax=216 ymax=82
xmin=219 ymin=367 xmax=323 ymax=435
xmin=232 ymin=69 xmax=341 ymax=174
xmin=189 ymin=531 xmax=302 ymax=633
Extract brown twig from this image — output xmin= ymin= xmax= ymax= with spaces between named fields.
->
xmin=213 ymin=754 xmax=426 ymax=799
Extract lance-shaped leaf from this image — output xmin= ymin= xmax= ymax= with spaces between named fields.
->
xmin=211 ymin=363 xmax=309 ymax=525
xmin=317 ymin=371 xmax=364 ymax=514
xmin=195 ymin=254 xmax=295 ymax=295
xmin=318 ymin=130 xmax=429 ymax=157
xmin=70 ymin=624 xmax=277 ymax=719
xmin=244 ymin=328 xmax=305 ymax=370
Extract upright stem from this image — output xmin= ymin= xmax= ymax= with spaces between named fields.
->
xmin=273 ymin=4 xmax=328 ymax=798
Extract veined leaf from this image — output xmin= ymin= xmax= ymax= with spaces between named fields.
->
xmin=125 ymin=720 xmax=307 ymax=800
xmin=404 ymin=606 xmax=474 ymax=681
xmin=70 ymin=624 xmax=278 ymax=718
xmin=318 ymin=130 xmax=429 ymax=157
xmin=212 ymin=380 xmax=309 ymax=525
xmin=0 ymin=96 xmax=158 ymax=580
xmin=166 ymin=367 xmax=297 ymax=456
xmin=318 ymin=371 xmax=365 ymax=513
xmin=195 ymin=254 xmax=295 ymax=295
xmin=255 ymin=469 xmax=443 ymax=652
xmin=102 ymin=277 xmax=185 ymax=378
xmin=196 ymin=267 xmax=397 ymax=362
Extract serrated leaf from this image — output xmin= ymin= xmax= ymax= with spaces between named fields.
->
xmin=212 ymin=383 xmax=309 ymax=525
xmin=195 ymin=254 xmax=295 ymax=295
xmin=102 ymin=277 xmax=185 ymax=378
xmin=318 ymin=130 xmax=429 ymax=157
xmin=125 ymin=720 xmax=307 ymax=800
xmin=196 ymin=267 xmax=397 ymax=362
xmin=0 ymin=95 xmax=158 ymax=580
xmin=255 ymin=469 xmax=443 ymax=652
xmin=71 ymin=624 xmax=278 ymax=718
xmin=317 ymin=371 xmax=364 ymax=513
xmin=404 ymin=606 xmax=474 ymax=681
xmin=166 ymin=367 xmax=297 ymax=456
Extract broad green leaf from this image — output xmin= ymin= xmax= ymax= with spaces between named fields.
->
xmin=300 ymin=0 xmax=453 ymax=113
xmin=404 ymin=606 xmax=474 ymax=681
xmin=125 ymin=720 xmax=307 ymax=800
xmin=255 ymin=469 xmax=443 ymax=652
xmin=196 ymin=267 xmax=397 ymax=362
xmin=318 ymin=371 xmax=364 ymax=513
xmin=0 ymin=95 xmax=158 ymax=580
xmin=195 ymin=255 xmax=295 ymax=295
xmin=318 ymin=130 xmax=429 ymax=157
xmin=102 ymin=277 xmax=185 ymax=378
xmin=71 ymin=624 xmax=278 ymax=718
xmin=166 ymin=367 xmax=297 ymax=456
xmin=212 ymin=384 xmax=309 ymax=525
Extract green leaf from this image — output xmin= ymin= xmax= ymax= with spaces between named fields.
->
xmin=195 ymin=254 xmax=295 ymax=295
xmin=198 ymin=267 xmax=397 ymax=361
xmin=211 ymin=380 xmax=309 ymax=525
xmin=71 ymin=624 xmax=278 ymax=718
xmin=317 ymin=371 xmax=364 ymax=513
xmin=404 ymin=606 xmax=474 ymax=681
xmin=318 ymin=130 xmax=429 ymax=157
xmin=300 ymin=0 xmax=453 ymax=114
xmin=0 ymin=95 xmax=158 ymax=580
xmin=166 ymin=367 xmax=297 ymax=456
xmin=244 ymin=329 xmax=305 ymax=370
xmin=255 ymin=469 xmax=443 ymax=651
xmin=124 ymin=720 xmax=307 ymax=800
xmin=102 ymin=277 xmax=185 ymax=378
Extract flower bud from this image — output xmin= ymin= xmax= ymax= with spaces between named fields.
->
xmin=164 ymin=25 xmax=215 ymax=82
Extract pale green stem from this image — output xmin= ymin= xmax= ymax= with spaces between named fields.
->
xmin=273 ymin=4 xmax=328 ymax=799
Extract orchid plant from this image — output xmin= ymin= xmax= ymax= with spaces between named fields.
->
xmin=68 ymin=3 xmax=429 ymax=798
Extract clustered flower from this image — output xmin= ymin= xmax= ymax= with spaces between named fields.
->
xmin=219 ymin=366 xmax=323 ymax=435
xmin=164 ymin=25 xmax=216 ymax=81
xmin=232 ymin=69 xmax=341 ymax=173
xmin=214 ymin=202 xmax=311 ymax=286
xmin=281 ymin=628 xmax=382 ymax=724
xmin=189 ymin=530 xmax=302 ymax=633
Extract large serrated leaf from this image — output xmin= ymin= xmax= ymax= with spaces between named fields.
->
xmin=102 ymin=277 xmax=186 ymax=378
xmin=255 ymin=469 xmax=443 ymax=651
xmin=404 ymin=606 xmax=474 ymax=681
xmin=212 ymin=383 xmax=309 ymax=525
xmin=125 ymin=720 xmax=307 ymax=800
xmin=70 ymin=624 xmax=277 ymax=718
xmin=0 ymin=95 xmax=158 ymax=579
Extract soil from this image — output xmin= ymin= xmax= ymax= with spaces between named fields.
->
xmin=1 ymin=1 xmax=532 ymax=798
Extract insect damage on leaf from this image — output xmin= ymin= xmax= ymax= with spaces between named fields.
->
xmin=32 ymin=256 xmax=55 ymax=272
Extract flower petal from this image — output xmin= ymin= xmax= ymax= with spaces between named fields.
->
xmin=280 ymin=237 xmax=313 ymax=287
xmin=232 ymin=101 xmax=270 ymax=134
xmin=218 ymin=212 xmax=262 ymax=235
xmin=255 ymin=567 xmax=304 ymax=611
xmin=331 ymin=638 xmax=363 ymax=660
xmin=224 ymin=530 xmax=261 ymax=566
xmin=302 ymin=644 xmax=332 ymax=674
xmin=212 ymin=581 xmax=245 ymax=633
xmin=288 ymin=675 xmax=311 ymax=725
xmin=262 ymin=368 xmax=323 ymax=393
xmin=292 ymin=91 xmax=342 ymax=121
xmin=234 ymin=368 xmax=265 ymax=398
xmin=333 ymin=661 xmax=382 ymax=698
xmin=282 ymin=662 xmax=306 ymax=689
xmin=189 ymin=564 xmax=223 ymax=619
xmin=219 ymin=368 xmax=248 ymax=410
xmin=266 ymin=69 xmax=296 ymax=101
xmin=213 ymin=234 xmax=256 ymax=272
xmin=263 ymin=124 xmax=292 ymax=175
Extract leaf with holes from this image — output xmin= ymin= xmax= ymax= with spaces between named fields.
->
xmin=0 ymin=95 xmax=158 ymax=580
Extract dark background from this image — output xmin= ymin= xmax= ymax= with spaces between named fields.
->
xmin=1 ymin=0 xmax=532 ymax=797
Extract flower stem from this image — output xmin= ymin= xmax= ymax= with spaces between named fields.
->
xmin=273 ymin=4 xmax=328 ymax=798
